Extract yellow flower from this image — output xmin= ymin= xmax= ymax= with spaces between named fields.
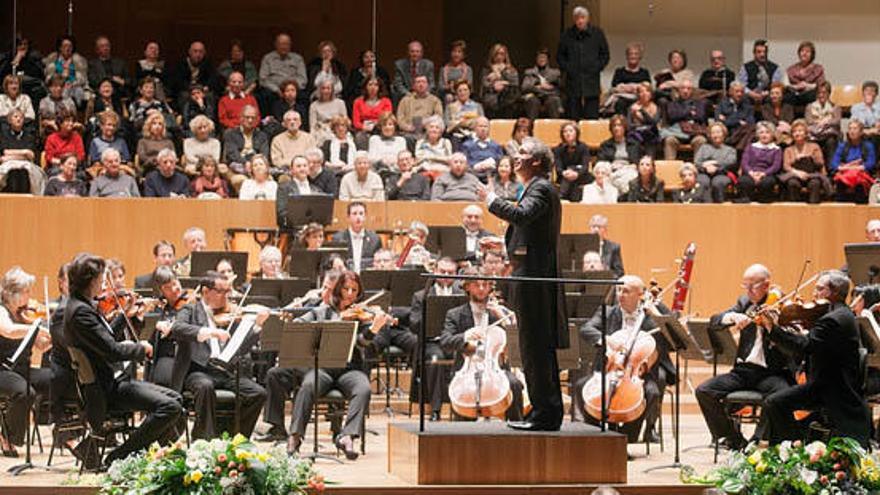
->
xmin=183 ymin=473 xmax=191 ymax=486
xmin=748 ymin=451 xmax=762 ymax=466
xmin=236 ymin=450 xmax=253 ymax=461
xmin=191 ymin=470 xmax=204 ymax=483
xmin=756 ymin=462 xmax=767 ymax=473
xmin=256 ymin=453 xmax=268 ymax=462
xmin=231 ymin=434 xmax=247 ymax=447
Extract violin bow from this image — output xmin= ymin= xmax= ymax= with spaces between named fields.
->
xmin=102 ymin=269 xmax=139 ymax=343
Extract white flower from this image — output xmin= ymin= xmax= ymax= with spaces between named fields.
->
xmin=805 ymin=441 xmax=826 ymax=459
xmin=779 ymin=440 xmax=792 ymax=461
xmin=800 ymin=467 xmax=818 ymax=485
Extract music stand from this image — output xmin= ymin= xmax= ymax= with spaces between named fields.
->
xmin=425 ymin=226 xmax=467 ymax=260
xmin=845 ymin=243 xmax=880 ymax=286
xmin=287 ymin=248 xmax=349 ymax=282
xmin=7 ymin=320 xmax=42 ymax=476
xmin=191 ymin=252 xmax=248 ymax=279
xmin=279 ymin=321 xmax=358 ymax=463
xmin=361 ymin=269 xmax=425 ymax=307
xmin=249 ymin=278 xmax=312 ymax=307
xmin=506 ymin=321 xmax=580 ymax=371
xmin=557 ymin=233 xmax=600 ymax=272
xmin=284 ymin=194 xmax=335 ymax=228
xmin=177 ymin=277 xmax=202 ymax=290
xmin=424 ymin=295 xmax=468 ymax=340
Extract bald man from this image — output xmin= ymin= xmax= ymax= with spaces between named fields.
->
xmin=695 ymin=264 xmax=795 ymax=451
xmin=461 ymin=204 xmax=493 ymax=258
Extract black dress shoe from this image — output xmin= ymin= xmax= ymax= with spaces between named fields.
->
xmin=74 ymin=438 xmax=102 ymax=472
xmin=507 ymin=420 xmax=561 ymax=431
xmin=643 ymin=429 xmax=661 ymax=444
xmin=721 ymin=435 xmax=747 ymax=451
xmin=429 ymin=411 xmax=441 ymax=422
xmin=255 ymin=428 xmax=288 ymax=443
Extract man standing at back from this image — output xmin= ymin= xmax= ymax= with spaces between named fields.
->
xmin=557 ymin=6 xmax=609 ymax=120
xmin=478 ymin=137 xmax=567 ymax=430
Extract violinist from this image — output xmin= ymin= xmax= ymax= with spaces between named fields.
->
xmin=695 ymin=264 xmax=794 ymax=451
xmin=216 ymin=258 xmax=244 ymax=299
xmin=287 ymin=271 xmax=389 ymax=459
xmin=0 ymin=267 xmax=53 ymax=457
xmin=761 ymin=270 xmax=870 ymax=446
xmin=398 ymin=221 xmax=435 ymax=268
xmin=370 ymin=249 xmax=396 ymax=270
xmin=173 ymin=227 xmax=207 ymax=277
xmin=168 ymin=271 xmax=268 ymax=440
xmin=439 ymin=267 xmax=525 ymax=421
xmin=48 ymin=262 xmax=81 ymax=454
xmin=260 ymin=270 xmax=343 ymax=444
xmin=298 ymin=222 xmax=325 ymax=250
xmin=64 ymin=254 xmax=183 ymax=469
xmin=134 ymin=240 xmax=177 ymax=292
xmin=106 ymin=258 xmax=127 ymax=289
xmin=578 ymin=275 xmax=673 ymax=443
xmin=146 ymin=266 xmax=192 ymax=386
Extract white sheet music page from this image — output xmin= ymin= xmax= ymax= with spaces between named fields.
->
xmin=218 ymin=315 xmax=256 ymax=363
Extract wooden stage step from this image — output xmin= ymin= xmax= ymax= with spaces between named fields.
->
xmin=388 ymin=422 xmax=628 ymax=485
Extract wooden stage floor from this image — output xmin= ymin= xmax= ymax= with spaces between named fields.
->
xmin=0 ymin=411 xmax=729 ymax=494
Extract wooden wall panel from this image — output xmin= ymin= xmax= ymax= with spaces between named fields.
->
xmin=0 ymin=196 xmax=874 ymax=318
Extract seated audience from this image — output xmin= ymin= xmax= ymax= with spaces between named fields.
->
xmin=239 ymin=157 xmax=278 ymax=201
xmin=715 ymin=81 xmax=755 ymax=151
xmin=438 ymin=40 xmax=473 ymax=104
xmin=87 ymin=110 xmax=131 ymax=170
xmin=320 ymin=115 xmax=356 ymax=174
xmin=259 ymin=34 xmax=307 ymax=103
xmin=89 ymin=148 xmax=139 ymax=197
xmin=367 ymin=112 xmax=407 ymax=170
xmin=44 ymin=112 xmax=85 ymax=170
xmin=217 ymin=40 xmax=258 ymax=95
xmin=830 ymin=120 xmax=876 ymax=204
xmin=344 ymin=50 xmax=391 ymax=109
xmin=521 ymin=48 xmax=563 ymax=119
xmin=339 ymin=151 xmax=385 ymax=201
xmin=306 ymin=147 xmax=337 ymax=197
xmin=627 ymin=155 xmax=665 ymax=203
xmin=785 ymin=41 xmax=824 ymax=106
xmin=654 ymin=49 xmax=695 ymax=100
xmin=144 ymin=148 xmax=189 ymax=197
xmin=392 ymin=40 xmax=435 ymax=103
xmin=602 ymin=42 xmax=650 ymax=116
xmin=415 ymin=115 xmax=453 ymax=177
xmin=38 ymin=75 xmax=76 ymax=134
xmin=182 ymin=115 xmax=221 ymax=176
xmin=309 ymin=79 xmax=348 ymax=145
xmin=128 ymin=76 xmax=174 ymax=134
xmin=850 ymin=81 xmax=880 ymax=147
xmin=580 ymin=161 xmax=618 ymax=204
xmin=763 ymin=82 xmax=794 ymax=145
xmin=217 ymin=71 xmax=260 ymax=130
xmin=87 ymin=77 xmax=125 ymax=121
xmin=805 ymin=81 xmax=841 ymax=160
xmin=553 ymin=121 xmax=593 ymax=202
xmin=190 ymin=155 xmax=229 ymax=199
xmin=673 ymin=162 xmax=710 ymax=203
xmin=136 ymin=112 xmax=175 ymax=176
xmin=505 ymin=117 xmax=533 ymax=157
xmin=167 ymin=40 xmax=221 ymax=110
xmin=0 ymin=110 xmax=42 ymax=193
xmin=597 ymin=115 xmax=641 ymax=167
xmin=44 ymin=153 xmax=86 ymax=196
xmin=660 ymin=78 xmax=708 ymax=159
xmin=270 ymin=111 xmax=316 ymax=173
xmin=42 ymin=35 xmax=90 ymax=107
xmin=181 ymin=83 xmax=216 ymax=132
xmin=352 ymin=76 xmax=392 ymax=145
xmin=493 ymin=156 xmax=520 ymax=202
xmin=136 ymin=41 xmax=166 ymax=100
xmin=222 ymin=105 xmax=269 ymax=189
xmin=694 ymin=122 xmax=738 ymax=203
xmin=626 ymin=82 xmax=661 ymax=156
xmin=431 ymin=152 xmax=481 ymax=201
xmin=1 ymin=110 xmax=38 ymax=166
xmin=780 ymin=119 xmax=830 ymax=204
xmin=739 ymin=121 xmax=782 ymax=203
xmin=0 ymin=75 xmax=35 ymax=121
xmin=444 ymin=80 xmax=484 ymax=142
xmin=396 ymin=75 xmax=442 ymax=138
xmin=270 ymin=80 xmax=308 ymax=129
xmin=306 ymin=41 xmax=347 ymax=101
xmin=461 ymin=116 xmax=503 ymax=182
xmin=698 ymin=50 xmax=736 ymax=101
xmin=1 ymin=37 xmax=45 ymax=103
xmin=385 ymin=150 xmax=430 ymax=201
xmin=87 ymin=35 xmax=132 ymax=96
xmin=480 ymin=44 xmax=519 ymax=118
xmin=738 ymin=39 xmax=783 ymax=107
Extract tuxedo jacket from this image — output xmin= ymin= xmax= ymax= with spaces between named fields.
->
xmin=601 ymin=240 xmax=625 ymax=278
xmin=409 ymin=284 xmax=465 ymax=338
xmin=439 ymin=302 xmax=502 ymax=369
xmin=709 ymin=294 xmax=795 ymax=375
xmin=330 ymin=229 xmax=382 ymax=269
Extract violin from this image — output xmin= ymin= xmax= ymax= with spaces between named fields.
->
xmin=166 ymin=288 xmax=197 ymax=312
xmin=96 ymin=288 xmax=159 ymax=319
xmin=777 ymin=298 xmax=831 ymax=328
xmin=16 ymin=299 xmax=47 ymax=324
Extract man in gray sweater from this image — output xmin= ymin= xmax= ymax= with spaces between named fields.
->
xmin=431 ymin=152 xmax=482 ymax=201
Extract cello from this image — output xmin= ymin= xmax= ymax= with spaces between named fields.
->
xmin=448 ymin=310 xmax=516 ymax=419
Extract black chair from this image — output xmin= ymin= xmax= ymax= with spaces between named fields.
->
xmin=714 ymin=389 xmax=764 ymax=463
xmin=180 ymin=388 xmax=238 ymax=447
xmin=316 ymin=388 xmax=367 ymax=456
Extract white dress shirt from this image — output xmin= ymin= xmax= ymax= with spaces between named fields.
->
xmin=349 ymin=228 xmax=365 ymax=272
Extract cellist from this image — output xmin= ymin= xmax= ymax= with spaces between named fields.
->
xmin=577 ymin=275 xmax=674 ymax=443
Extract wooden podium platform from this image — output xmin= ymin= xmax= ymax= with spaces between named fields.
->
xmin=388 ymin=422 xmax=628 ymax=485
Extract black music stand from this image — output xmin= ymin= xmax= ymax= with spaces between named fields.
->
xmin=191 ymin=252 xmax=248 ymax=278
xmin=287 ymin=248 xmax=349 ymax=282
xmin=506 ymin=320 xmax=580 ymax=371
xmin=7 ymin=320 xmax=43 ymax=476
xmin=249 ymin=278 xmax=312 ymax=307
xmin=845 ymin=243 xmax=880 ymax=286
xmin=409 ymin=294 xmax=467 ymax=408
xmin=562 ymin=269 xmax=615 ymax=294
xmin=557 ymin=233 xmax=600 ymax=272
xmin=284 ymin=194 xmax=335 ymax=228
xmin=177 ymin=277 xmax=202 ymax=290
xmin=644 ymin=314 xmax=696 ymax=473
xmin=361 ymin=269 xmax=425 ymax=307
xmin=278 ymin=321 xmax=358 ymax=463
xmin=425 ymin=226 xmax=467 ymax=260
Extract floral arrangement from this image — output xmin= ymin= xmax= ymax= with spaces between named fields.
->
xmin=99 ymin=433 xmax=325 ymax=494
xmin=682 ymin=437 xmax=880 ymax=494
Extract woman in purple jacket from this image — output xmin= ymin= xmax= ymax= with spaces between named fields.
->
xmin=738 ymin=121 xmax=782 ymax=203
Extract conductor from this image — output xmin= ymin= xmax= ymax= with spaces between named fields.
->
xmin=478 ymin=137 xmax=568 ymax=431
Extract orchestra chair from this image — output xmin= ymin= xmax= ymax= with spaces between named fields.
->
xmin=579 ymin=119 xmax=611 ymax=151
xmin=533 ymin=119 xmax=568 ymax=146
xmin=46 ymin=398 xmax=87 ymax=467
xmin=314 ymin=387 xmax=368 ymax=456
xmin=374 ymin=345 xmax=409 ymax=416
xmin=68 ymin=347 xmax=136 ymax=473
xmin=655 ymin=160 xmax=685 ymax=192
xmin=180 ymin=388 xmax=238 ymax=447
xmin=489 ymin=119 xmax=516 ymax=144
xmin=713 ymin=389 xmax=764 ymax=463
xmin=831 ymin=84 xmax=862 ymax=112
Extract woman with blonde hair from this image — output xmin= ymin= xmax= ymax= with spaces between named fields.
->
xmin=136 ymin=111 xmax=174 ymax=175
xmin=480 ymin=43 xmax=520 ymax=118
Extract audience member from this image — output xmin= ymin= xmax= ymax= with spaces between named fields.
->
xmin=694 ymin=122 xmax=737 ymax=203
xmin=461 ymin=117 xmax=503 ymax=181
xmin=260 ymin=34 xmax=307 ymax=98
xmin=438 ymin=40 xmax=473 ymax=104
xmin=344 ymin=50 xmax=391 ymax=109
xmin=182 ymin=115 xmax=221 ymax=176
xmin=38 ymin=75 xmax=75 ymax=133
xmin=44 ymin=112 xmax=85 ymax=170
xmin=309 ymin=79 xmax=348 ymax=144
xmin=320 ymin=115 xmax=356 ymax=174
xmin=672 ymin=162 xmax=710 ymax=203
xmin=217 ymin=71 xmax=260 ymax=130
xmin=739 ymin=121 xmax=782 ymax=203
xmin=445 ymin=80 xmax=484 ymax=142
xmin=136 ymin=41 xmax=166 ymax=100
xmin=269 ymin=80 xmax=307 ymax=131
xmin=42 ymin=35 xmax=90 ymax=107
xmin=217 ymin=40 xmax=258 ymax=95
xmin=89 ymin=148 xmax=139 ymax=197
xmin=222 ymin=105 xmax=269 ymax=188
xmin=557 ymin=6 xmax=609 ymax=119
xmin=190 ymin=155 xmax=228 ymax=199
xmin=660 ymin=78 xmax=708 ymax=159
xmin=785 ymin=41 xmax=824 ymax=106
xmin=780 ymin=119 xmax=830 ymax=204
xmin=764 ymin=82 xmax=794 ymax=145
xmin=128 ymin=76 xmax=175 ymax=133
xmin=167 ymin=41 xmax=221 ymax=109
xmin=306 ymin=147 xmax=337 ymax=197
xmin=352 ymin=76 xmax=392 ymax=145
xmin=805 ymin=81 xmax=841 ymax=160
xmin=392 ymin=40 xmax=435 ymax=103
xmin=87 ymin=36 xmax=131 ymax=96
xmin=0 ymin=110 xmax=42 ymax=192
xmin=181 ymin=83 xmax=216 ymax=132
xmin=0 ymin=75 xmax=35 ymax=121
xmin=270 ymin=110 xmax=315 ymax=170
xmin=431 ymin=152 xmax=481 ymax=201
xmin=626 ymin=82 xmax=661 ymax=156
xmin=44 ymin=153 xmax=86 ymax=196
xmin=654 ymin=49 xmax=695 ymax=100
xmin=415 ymin=115 xmax=453 ymax=177
xmin=850 ymin=81 xmax=880 ymax=146
xmin=520 ymin=48 xmax=563 ymax=119
xmin=597 ymin=115 xmax=641 ymax=166
xmin=505 ymin=117 xmax=533 ymax=157
xmin=698 ymin=49 xmax=736 ymax=100
xmin=367 ymin=112 xmax=407 ymax=170
xmin=144 ymin=148 xmax=189 ymax=197
xmin=339 ymin=151 xmax=385 ymax=201
xmin=306 ymin=41 xmax=347 ymax=101
xmin=136 ymin=112 xmax=175 ymax=176
xmin=715 ymin=81 xmax=755 ymax=151
xmin=738 ymin=39 xmax=783 ymax=106
xmin=830 ymin=120 xmax=876 ymax=204
xmin=87 ymin=110 xmax=131 ymax=170
xmin=603 ymin=42 xmax=649 ymax=116
xmin=480 ymin=44 xmax=520 ymax=118
xmin=580 ymin=161 xmax=618 ymax=204
xmin=492 ymin=156 xmax=520 ymax=202
xmin=0 ymin=110 xmax=38 ymax=166
xmin=385 ymin=150 xmax=430 ymax=200
xmin=553 ymin=121 xmax=592 ymax=202
xmin=397 ymin=74 xmax=443 ymax=138
xmin=240 ymin=157 xmax=278 ymax=201
xmin=627 ymin=155 xmax=665 ymax=203
xmin=0 ymin=37 xmax=46 ymax=103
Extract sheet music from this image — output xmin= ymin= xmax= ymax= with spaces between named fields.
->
xmin=217 ymin=315 xmax=256 ymax=364
xmin=209 ymin=335 xmax=222 ymax=359
xmin=9 ymin=320 xmax=41 ymax=366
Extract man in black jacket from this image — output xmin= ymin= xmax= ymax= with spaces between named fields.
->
xmin=556 ymin=6 xmax=609 ymax=120
xmin=479 ymin=137 xmax=568 ymax=431
xmin=694 ymin=264 xmax=794 ymax=450
xmin=169 ymin=272 xmax=268 ymax=439
xmin=762 ymin=270 xmax=870 ymax=446
xmin=64 ymin=254 xmax=182 ymax=468
xmin=589 ymin=214 xmax=625 ymax=278
xmin=330 ymin=202 xmax=382 ymax=272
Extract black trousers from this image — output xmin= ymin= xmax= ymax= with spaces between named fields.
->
xmin=263 ymin=366 xmax=306 ymax=433
xmin=763 ymin=384 xmax=815 ymax=444
xmin=104 ymin=380 xmax=183 ymax=464
xmin=516 ymin=282 xmax=563 ymax=428
xmin=184 ymin=368 xmax=267 ymax=439
xmin=50 ymin=360 xmax=78 ymax=428
xmin=0 ymin=367 xmax=52 ymax=446
xmin=566 ymin=95 xmax=600 ymax=120
xmin=695 ymin=364 xmax=791 ymax=442
xmin=372 ymin=326 xmax=418 ymax=355
xmin=290 ymin=368 xmax=371 ymax=438
xmin=738 ymin=174 xmax=778 ymax=203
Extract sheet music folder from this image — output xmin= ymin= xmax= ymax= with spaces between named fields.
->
xmin=278 ymin=321 xmax=358 ymax=369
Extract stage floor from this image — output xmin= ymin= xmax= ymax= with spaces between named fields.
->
xmin=0 ymin=412 xmax=730 ymax=492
